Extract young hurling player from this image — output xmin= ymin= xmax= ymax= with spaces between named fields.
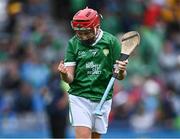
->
xmin=58 ymin=7 xmax=128 ymax=139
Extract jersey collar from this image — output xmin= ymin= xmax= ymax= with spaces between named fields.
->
xmin=91 ymin=29 xmax=103 ymax=46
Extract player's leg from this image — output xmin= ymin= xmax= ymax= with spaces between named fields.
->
xmin=92 ymin=132 xmax=101 ymax=139
xmin=92 ymin=99 xmax=112 ymax=136
xmin=75 ymin=126 xmax=92 ymax=138
xmin=69 ymin=94 xmax=93 ymax=138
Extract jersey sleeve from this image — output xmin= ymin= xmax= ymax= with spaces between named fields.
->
xmin=112 ymin=36 xmax=121 ymax=62
xmin=64 ymin=40 xmax=76 ymax=66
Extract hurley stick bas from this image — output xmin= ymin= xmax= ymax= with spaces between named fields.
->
xmin=93 ymin=31 xmax=140 ymax=116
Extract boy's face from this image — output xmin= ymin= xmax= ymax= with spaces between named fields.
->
xmin=75 ymin=29 xmax=95 ymax=41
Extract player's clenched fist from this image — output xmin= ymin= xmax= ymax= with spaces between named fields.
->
xmin=58 ymin=60 xmax=68 ymax=75
xmin=58 ymin=61 xmax=74 ymax=83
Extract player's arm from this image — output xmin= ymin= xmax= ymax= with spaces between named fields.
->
xmin=112 ymin=36 xmax=128 ymax=80
xmin=58 ymin=60 xmax=75 ymax=83
xmin=59 ymin=39 xmax=77 ymax=83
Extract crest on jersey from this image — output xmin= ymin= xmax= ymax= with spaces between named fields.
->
xmin=103 ymin=49 xmax=109 ymax=56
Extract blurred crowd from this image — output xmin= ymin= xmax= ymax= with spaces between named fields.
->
xmin=0 ymin=0 xmax=180 ymax=138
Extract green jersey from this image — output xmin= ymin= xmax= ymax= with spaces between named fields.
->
xmin=64 ymin=30 xmax=121 ymax=101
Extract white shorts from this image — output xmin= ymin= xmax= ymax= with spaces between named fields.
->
xmin=68 ymin=94 xmax=112 ymax=134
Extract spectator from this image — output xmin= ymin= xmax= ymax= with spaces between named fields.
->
xmin=13 ymin=81 xmax=34 ymax=113
xmin=42 ymin=62 xmax=68 ymax=138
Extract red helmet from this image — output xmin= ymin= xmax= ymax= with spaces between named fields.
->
xmin=71 ymin=7 xmax=101 ymax=31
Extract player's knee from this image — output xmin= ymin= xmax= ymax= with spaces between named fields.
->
xmin=75 ymin=126 xmax=91 ymax=138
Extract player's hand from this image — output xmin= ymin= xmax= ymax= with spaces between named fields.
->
xmin=114 ymin=59 xmax=128 ymax=73
xmin=58 ymin=60 xmax=68 ymax=75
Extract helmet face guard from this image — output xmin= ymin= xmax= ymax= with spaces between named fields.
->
xmin=75 ymin=29 xmax=95 ymax=41
xmin=76 ymin=29 xmax=97 ymax=46
xmin=71 ymin=8 xmax=101 ymax=45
